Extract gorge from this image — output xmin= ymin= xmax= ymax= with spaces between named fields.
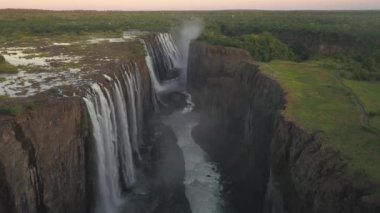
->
xmin=0 ymin=29 xmax=379 ymax=213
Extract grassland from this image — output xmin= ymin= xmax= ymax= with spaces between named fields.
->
xmin=345 ymin=80 xmax=380 ymax=132
xmin=261 ymin=61 xmax=380 ymax=182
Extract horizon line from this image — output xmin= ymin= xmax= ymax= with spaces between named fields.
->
xmin=1 ymin=8 xmax=380 ymax=12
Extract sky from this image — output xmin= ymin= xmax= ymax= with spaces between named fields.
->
xmin=1 ymin=0 xmax=380 ymax=11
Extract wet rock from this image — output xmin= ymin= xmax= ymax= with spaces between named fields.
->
xmin=188 ymin=41 xmax=380 ymax=213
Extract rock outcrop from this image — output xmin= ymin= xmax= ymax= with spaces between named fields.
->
xmin=188 ymin=41 xmax=380 ymax=213
xmin=0 ymin=95 xmax=88 ymax=213
xmin=0 ymin=55 xmax=154 ymax=213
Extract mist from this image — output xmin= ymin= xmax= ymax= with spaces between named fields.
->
xmin=174 ymin=18 xmax=204 ymax=84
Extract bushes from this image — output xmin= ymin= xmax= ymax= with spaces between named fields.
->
xmin=199 ymin=32 xmax=294 ymax=62
xmin=0 ymin=54 xmax=5 ymax=63
xmin=320 ymin=55 xmax=380 ymax=81
xmin=0 ymin=54 xmax=17 ymax=74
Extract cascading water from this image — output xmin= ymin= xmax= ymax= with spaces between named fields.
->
xmin=143 ymin=33 xmax=184 ymax=99
xmin=175 ymin=19 xmax=204 ymax=83
xmin=144 ymin=31 xmax=224 ymax=213
xmin=112 ymin=78 xmax=136 ymax=188
xmin=83 ymin=65 xmax=144 ymax=213
xmin=144 ymin=33 xmax=183 ymax=81
xmin=123 ymin=66 xmax=142 ymax=157
xmin=84 ymin=83 xmax=124 ymax=213
xmin=83 ymin=28 xmax=222 ymax=213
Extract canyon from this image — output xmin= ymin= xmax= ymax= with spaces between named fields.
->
xmin=0 ymin=32 xmax=379 ymax=213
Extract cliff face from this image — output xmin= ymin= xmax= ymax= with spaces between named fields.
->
xmin=0 ymin=56 xmax=154 ymax=213
xmin=269 ymin=115 xmax=379 ymax=213
xmin=189 ymin=42 xmax=284 ymax=212
xmin=188 ymin=41 xmax=380 ymax=213
xmin=0 ymin=95 xmax=88 ymax=213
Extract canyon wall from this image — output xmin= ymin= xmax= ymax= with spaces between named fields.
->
xmin=0 ymin=57 xmax=154 ymax=213
xmin=188 ymin=41 xmax=380 ymax=213
xmin=0 ymin=95 xmax=88 ymax=213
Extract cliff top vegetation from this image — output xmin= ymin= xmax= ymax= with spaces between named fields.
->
xmin=261 ymin=60 xmax=380 ymax=182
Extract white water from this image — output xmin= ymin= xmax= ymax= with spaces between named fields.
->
xmin=175 ymin=19 xmax=205 ymax=83
xmin=83 ymin=66 xmax=145 ymax=213
xmin=123 ymin=67 xmax=142 ymax=157
xmin=143 ymin=37 xmax=183 ymax=96
xmin=83 ymin=83 xmax=123 ymax=213
xmin=163 ymin=93 xmax=223 ymax=213
xmin=112 ymin=79 xmax=136 ymax=187
xmin=157 ymin=33 xmax=183 ymax=71
xmin=144 ymin=32 xmax=223 ymax=213
xmin=83 ymin=30 xmax=219 ymax=213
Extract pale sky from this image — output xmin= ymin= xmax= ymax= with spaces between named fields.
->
xmin=1 ymin=0 xmax=380 ymax=10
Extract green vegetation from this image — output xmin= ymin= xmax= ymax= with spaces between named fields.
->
xmin=199 ymin=32 xmax=294 ymax=62
xmin=319 ymin=55 xmax=380 ymax=81
xmin=0 ymin=9 xmax=378 ymax=180
xmin=0 ymin=9 xmax=379 ymax=78
xmin=0 ymin=102 xmax=38 ymax=116
xmin=261 ymin=61 xmax=380 ymax=181
xmin=0 ymin=76 xmax=6 ymax=82
xmin=345 ymin=80 xmax=380 ymax=132
xmin=0 ymin=54 xmax=17 ymax=73
xmin=7 ymin=105 xmax=24 ymax=116
xmin=1 ymin=10 xmax=379 ymax=41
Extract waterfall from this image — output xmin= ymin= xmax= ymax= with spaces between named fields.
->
xmin=145 ymin=33 xmax=183 ymax=81
xmin=112 ymin=79 xmax=136 ymax=188
xmin=124 ymin=64 xmax=144 ymax=158
xmin=175 ymin=19 xmax=204 ymax=84
xmin=145 ymin=31 xmax=223 ymax=213
xmin=142 ymin=33 xmax=184 ymax=100
xmin=82 ymin=31 xmax=200 ymax=212
xmin=83 ymin=65 xmax=145 ymax=213
xmin=83 ymin=83 xmax=124 ymax=213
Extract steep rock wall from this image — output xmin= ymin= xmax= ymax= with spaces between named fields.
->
xmin=188 ymin=41 xmax=380 ymax=213
xmin=0 ymin=95 xmax=88 ymax=213
xmin=189 ymin=42 xmax=284 ymax=212
xmin=0 ymin=57 xmax=154 ymax=213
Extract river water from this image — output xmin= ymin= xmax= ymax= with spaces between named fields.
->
xmin=163 ymin=92 xmax=224 ymax=213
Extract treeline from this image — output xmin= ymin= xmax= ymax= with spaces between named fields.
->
xmin=199 ymin=11 xmax=380 ymax=81
xmin=321 ymin=51 xmax=380 ymax=81
xmin=199 ymin=32 xmax=295 ymax=62
xmin=1 ymin=10 xmax=379 ymax=80
xmin=0 ymin=10 xmax=176 ymax=39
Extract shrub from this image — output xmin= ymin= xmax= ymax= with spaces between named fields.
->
xmin=0 ymin=54 xmax=18 ymax=74
xmin=199 ymin=32 xmax=295 ymax=62
xmin=0 ymin=54 xmax=5 ymax=63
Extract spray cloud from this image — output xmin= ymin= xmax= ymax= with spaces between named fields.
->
xmin=174 ymin=18 xmax=204 ymax=84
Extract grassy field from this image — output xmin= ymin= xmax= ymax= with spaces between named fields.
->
xmin=261 ymin=60 xmax=380 ymax=182
xmin=345 ymin=80 xmax=380 ymax=132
